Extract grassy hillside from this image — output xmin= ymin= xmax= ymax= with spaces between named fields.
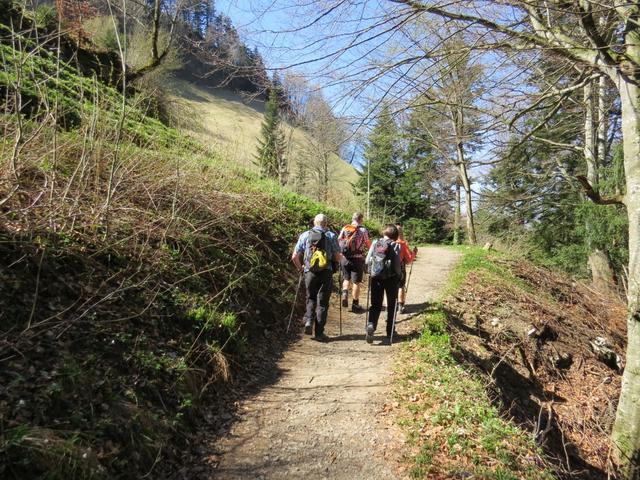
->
xmin=166 ymin=77 xmax=361 ymax=210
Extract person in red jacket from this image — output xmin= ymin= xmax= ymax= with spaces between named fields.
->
xmin=395 ymin=224 xmax=417 ymax=313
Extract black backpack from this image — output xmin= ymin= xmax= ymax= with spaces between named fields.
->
xmin=369 ymin=238 xmax=397 ymax=279
xmin=306 ymin=230 xmax=330 ymax=273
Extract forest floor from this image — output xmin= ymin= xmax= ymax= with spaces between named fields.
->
xmin=192 ymin=246 xmax=461 ymax=480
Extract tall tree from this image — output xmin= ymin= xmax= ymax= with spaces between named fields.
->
xmin=299 ymin=93 xmax=347 ymax=203
xmin=387 ymin=2 xmax=640 ymax=469
xmin=358 ymin=105 xmax=402 ymax=219
xmin=402 ymin=101 xmax=453 ymax=225
xmin=402 ymin=35 xmax=484 ymax=244
xmin=582 ymin=74 xmax=618 ymax=292
xmin=255 ymin=88 xmax=288 ymax=185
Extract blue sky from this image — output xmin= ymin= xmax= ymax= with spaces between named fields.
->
xmin=214 ymin=1 xmax=343 ymax=73
xmin=212 ymin=1 xmax=524 ymax=179
xmin=213 ymin=1 xmax=406 ymax=166
xmin=213 ymin=1 xmax=402 ymax=122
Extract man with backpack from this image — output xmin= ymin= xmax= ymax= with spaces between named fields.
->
xmin=292 ymin=213 xmax=342 ymax=342
xmin=364 ymin=224 xmax=402 ymax=344
xmin=338 ymin=212 xmax=371 ymax=313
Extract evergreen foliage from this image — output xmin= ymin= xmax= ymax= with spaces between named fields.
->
xmin=255 ymin=87 xmax=288 ymax=185
xmin=358 ymin=105 xmax=401 ymax=216
xmin=480 ymin=88 xmax=627 ymax=278
xmin=358 ymin=105 xmax=449 ymax=242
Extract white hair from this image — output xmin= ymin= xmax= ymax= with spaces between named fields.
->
xmin=314 ymin=213 xmax=328 ymax=227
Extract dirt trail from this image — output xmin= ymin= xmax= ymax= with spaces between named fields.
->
xmin=212 ymin=247 xmax=461 ymax=479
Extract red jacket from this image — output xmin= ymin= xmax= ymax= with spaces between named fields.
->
xmin=396 ymin=239 xmax=415 ymax=265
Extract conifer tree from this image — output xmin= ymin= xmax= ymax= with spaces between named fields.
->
xmin=255 ymin=87 xmax=287 ymax=185
xmin=358 ymin=105 xmax=401 ymax=218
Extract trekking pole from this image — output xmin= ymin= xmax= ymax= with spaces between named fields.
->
xmin=364 ymin=274 xmax=371 ymax=331
xmin=390 ymin=288 xmax=400 ymax=345
xmin=286 ymin=272 xmax=304 ymax=333
xmin=338 ymin=268 xmax=343 ymax=336
xmin=405 ymin=259 xmax=415 ymax=295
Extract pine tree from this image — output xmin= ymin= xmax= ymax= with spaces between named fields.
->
xmin=397 ymin=107 xmax=441 ymax=220
xmin=255 ymin=88 xmax=287 ymax=185
xmin=358 ymin=105 xmax=401 ymax=218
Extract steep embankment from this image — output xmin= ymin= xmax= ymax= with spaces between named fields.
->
xmin=166 ymin=77 xmax=360 ymax=209
xmin=0 ymin=6 xmax=351 ymax=479
xmin=395 ymin=247 xmax=625 ymax=479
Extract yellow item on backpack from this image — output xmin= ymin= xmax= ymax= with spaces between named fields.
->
xmin=310 ymin=249 xmax=328 ymax=271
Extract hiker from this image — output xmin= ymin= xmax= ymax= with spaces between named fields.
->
xmin=338 ymin=212 xmax=371 ymax=313
xmin=292 ymin=213 xmax=342 ymax=342
xmin=395 ymin=224 xmax=418 ymax=314
xmin=364 ymin=224 xmax=402 ymax=344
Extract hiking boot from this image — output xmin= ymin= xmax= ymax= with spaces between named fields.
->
xmin=398 ymin=303 xmax=405 ymax=314
xmin=380 ymin=336 xmax=391 ymax=346
xmin=314 ymin=333 xmax=330 ymax=343
xmin=304 ymin=320 xmax=313 ymax=335
xmin=351 ymin=303 xmax=365 ymax=314
xmin=366 ymin=323 xmax=375 ymax=344
xmin=341 ymin=289 xmax=349 ymax=308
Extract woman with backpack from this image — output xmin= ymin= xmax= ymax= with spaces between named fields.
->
xmin=364 ymin=224 xmax=402 ymax=344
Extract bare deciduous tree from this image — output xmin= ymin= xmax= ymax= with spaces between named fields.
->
xmin=299 ymin=93 xmax=347 ymax=202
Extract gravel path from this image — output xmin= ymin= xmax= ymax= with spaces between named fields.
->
xmin=212 ymin=247 xmax=461 ymax=480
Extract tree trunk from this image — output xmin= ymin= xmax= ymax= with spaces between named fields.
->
xmin=319 ymin=152 xmax=329 ymax=203
xmin=584 ymin=80 xmax=616 ymax=292
xmin=588 ymin=249 xmax=616 ymax=293
xmin=597 ymin=75 xmax=608 ymax=165
xmin=611 ymin=74 xmax=640 ymax=479
xmin=453 ymin=179 xmax=461 ymax=245
xmin=450 ymin=99 xmax=477 ymax=245
xmin=457 ymin=153 xmax=476 ymax=245
xmin=151 ymin=0 xmax=161 ymax=63
xmin=584 ymin=81 xmax=598 ymax=188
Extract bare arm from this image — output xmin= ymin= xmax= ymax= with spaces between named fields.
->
xmin=291 ymin=250 xmax=303 ymax=272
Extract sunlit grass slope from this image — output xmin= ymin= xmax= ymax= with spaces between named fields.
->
xmin=167 ymin=77 xmax=360 ymax=209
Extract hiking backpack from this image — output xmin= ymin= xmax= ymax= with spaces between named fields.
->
xmin=339 ymin=225 xmax=363 ymax=256
xmin=306 ymin=229 xmax=330 ymax=273
xmin=369 ymin=238 xmax=397 ymax=279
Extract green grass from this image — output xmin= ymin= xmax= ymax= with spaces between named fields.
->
xmin=443 ymin=246 xmax=535 ymax=296
xmin=395 ymin=249 xmax=555 ymax=479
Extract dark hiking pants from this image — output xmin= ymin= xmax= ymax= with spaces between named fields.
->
xmin=304 ymin=269 xmax=333 ymax=335
xmin=368 ymin=276 xmax=399 ymax=336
